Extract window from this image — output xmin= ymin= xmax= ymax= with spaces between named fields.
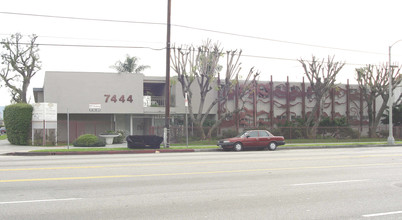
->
xmin=248 ymin=131 xmax=259 ymax=137
xmin=259 ymin=131 xmax=269 ymax=137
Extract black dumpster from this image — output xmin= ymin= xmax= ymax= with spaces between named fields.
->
xmin=126 ymin=135 xmax=163 ymax=149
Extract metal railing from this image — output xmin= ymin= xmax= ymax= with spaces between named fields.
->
xmin=149 ymin=96 xmax=175 ymax=107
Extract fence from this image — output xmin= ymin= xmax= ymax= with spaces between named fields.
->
xmin=266 ymin=125 xmax=401 ymax=142
xmin=149 ymin=96 xmax=176 ymax=107
xmin=151 ymin=125 xmax=402 ymax=143
xmin=33 ymin=120 xmax=401 ymax=145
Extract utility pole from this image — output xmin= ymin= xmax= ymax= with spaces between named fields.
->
xmin=164 ymin=0 xmax=171 ymax=148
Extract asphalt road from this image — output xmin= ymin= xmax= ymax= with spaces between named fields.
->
xmin=1 ymin=146 xmax=402 ymax=220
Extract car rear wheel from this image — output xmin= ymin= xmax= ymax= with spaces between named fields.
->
xmin=267 ymin=142 xmax=277 ymax=151
xmin=234 ymin=142 xmax=243 ymax=151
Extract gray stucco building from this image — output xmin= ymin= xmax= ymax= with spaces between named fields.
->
xmin=34 ymin=71 xmax=216 ymax=142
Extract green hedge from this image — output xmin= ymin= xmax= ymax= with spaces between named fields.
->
xmin=73 ymin=134 xmax=105 ymax=147
xmin=4 ymin=103 xmax=33 ymax=145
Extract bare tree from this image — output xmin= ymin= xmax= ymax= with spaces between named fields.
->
xmin=1 ymin=33 xmax=41 ymax=103
xmin=299 ymin=56 xmax=345 ymax=138
xmin=209 ymin=65 xmax=259 ymax=138
xmin=171 ymin=40 xmax=258 ymax=140
xmin=356 ymin=64 xmax=401 ymax=137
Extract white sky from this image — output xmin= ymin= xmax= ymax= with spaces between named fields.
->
xmin=1 ymin=0 xmax=402 ymax=106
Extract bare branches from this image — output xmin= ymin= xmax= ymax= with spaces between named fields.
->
xmin=298 ymin=55 xmax=345 ymax=137
xmin=171 ymin=40 xmax=259 ymax=139
xmin=171 ymin=41 xmax=224 ymax=138
xmin=355 ymin=63 xmax=402 ymax=137
xmin=299 ymin=56 xmax=345 ymax=94
xmin=1 ymin=33 xmax=41 ymax=103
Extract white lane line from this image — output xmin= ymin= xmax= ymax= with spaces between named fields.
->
xmin=0 ymin=198 xmax=82 ymax=205
xmin=292 ymin=179 xmax=370 ymax=186
xmin=363 ymin=210 xmax=402 ymax=217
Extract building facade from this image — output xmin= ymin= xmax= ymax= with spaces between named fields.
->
xmin=34 ymin=71 xmax=217 ymax=142
xmin=34 ymin=71 xmax=398 ymax=143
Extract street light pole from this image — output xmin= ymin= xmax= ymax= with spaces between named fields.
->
xmin=388 ymin=45 xmax=394 ymax=145
xmin=387 ymin=39 xmax=402 ymax=145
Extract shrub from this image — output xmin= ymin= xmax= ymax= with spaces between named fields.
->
xmin=338 ymin=127 xmax=359 ymax=139
xmin=73 ymin=134 xmax=105 ymax=147
xmin=275 ymin=120 xmax=306 ymax=139
xmin=113 ymin=130 xmax=126 ymax=144
xmin=318 ymin=117 xmax=358 ymax=139
xmin=378 ymin=129 xmax=388 ymax=138
xmin=222 ymin=129 xmax=238 ymax=138
xmin=4 ymin=103 xmax=33 ymax=145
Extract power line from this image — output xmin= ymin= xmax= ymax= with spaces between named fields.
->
xmin=0 ymin=33 xmax=165 ymax=45
xmin=0 ymin=11 xmax=387 ymax=55
xmin=0 ymin=11 xmax=165 ymax=26
xmin=0 ymin=41 xmax=165 ymax=50
xmin=170 ymin=46 xmax=366 ymax=66
xmin=0 ymin=40 xmax=374 ymax=67
xmin=37 ymin=43 xmax=166 ymax=50
xmin=241 ymin=54 xmax=366 ymax=66
xmin=173 ymin=24 xmax=386 ymax=55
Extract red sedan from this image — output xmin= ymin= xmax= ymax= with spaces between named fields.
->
xmin=217 ymin=130 xmax=285 ymax=151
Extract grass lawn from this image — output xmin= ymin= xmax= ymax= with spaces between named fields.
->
xmin=31 ymin=145 xmax=218 ymax=152
xmin=0 ymin=135 xmax=7 ymax=140
xmin=172 ymin=137 xmax=401 ymax=145
xmin=288 ymin=141 xmax=402 ymax=146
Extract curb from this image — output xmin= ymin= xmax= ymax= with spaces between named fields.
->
xmin=4 ymin=148 xmax=196 ymax=156
xmin=2 ymin=144 xmax=402 ymax=156
xmin=278 ymin=144 xmax=402 ymax=150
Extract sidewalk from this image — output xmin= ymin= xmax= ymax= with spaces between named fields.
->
xmin=0 ymin=139 xmax=128 ymax=155
xmin=1 ymin=138 xmax=401 ymax=156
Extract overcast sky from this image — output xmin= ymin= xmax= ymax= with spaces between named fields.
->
xmin=1 ymin=0 xmax=402 ymax=106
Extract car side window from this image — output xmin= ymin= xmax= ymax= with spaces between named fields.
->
xmin=259 ymin=131 xmax=269 ymax=137
xmin=248 ymin=131 xmax=259 ymax=137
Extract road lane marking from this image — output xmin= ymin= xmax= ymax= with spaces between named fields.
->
xmin=363 ymin=210 xmax=402 ymax=217
xmin=2 ymin=162 xmax=402 ymax=183
xmin=0 ymin=198 xmax=82 ymax=205
xmin=292 ymin=179 xmax=370 ymax=186
xmin=2 ymin=154 xmax=402 ymax=172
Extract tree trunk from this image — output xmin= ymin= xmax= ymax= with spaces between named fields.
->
xmin=311 ymin=97 xmax=325 ymax=139
xmin=193 ymin=120 xmax=206 ymax=140
xmin=366 ymin=99 xmax=376 ymax=138
xmin=207 ymin=122 xmax=219 ymax=139
xmin=21 ymin=81 xmax=29 ymax=103
xmin=372 ymin=95 xmax=389 ymax=137
xmin=305 ymin=95 xmax=322 ymax=139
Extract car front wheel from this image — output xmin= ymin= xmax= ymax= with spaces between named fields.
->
xmin=234 ymin=142 xmax=243 ymax=151
xmin=267 ymin=142 xmax=277 ymax=151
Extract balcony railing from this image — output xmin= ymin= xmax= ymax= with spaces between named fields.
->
xmin=144 ymin=96 xmax=175 ymax=107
